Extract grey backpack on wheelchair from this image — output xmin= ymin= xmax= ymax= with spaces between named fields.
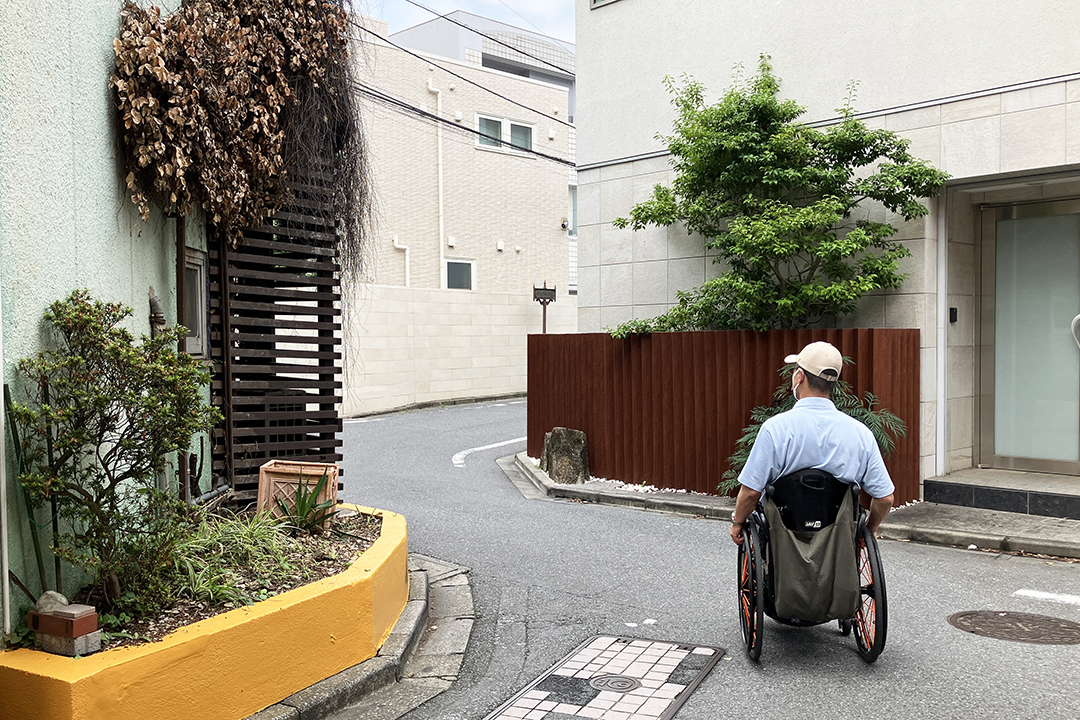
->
xmin=763 ymin=468 xmax=860 ymax=624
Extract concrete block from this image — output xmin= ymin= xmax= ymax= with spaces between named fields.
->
xmin=1001 ymin=82 xmax=1067 ymax=114
xmin=1000 ymin=105 xmax=1067 ymax=172
xmin=942 ymin=115 xmax=1000 ymax=179
xmin=38 ymin=629 xmax=101 ymax=657
xmin=941 ymin=94 xmax=1001 ymax=124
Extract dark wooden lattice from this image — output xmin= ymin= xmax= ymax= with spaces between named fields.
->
xmin=208 ymin=177 xmax=343 ymax=502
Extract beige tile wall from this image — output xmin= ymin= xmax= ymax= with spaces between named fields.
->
xmin=342 ymin=284 xmax=577 ymax=416
xmin=578 ymin=78 xmax=1080 ymax=486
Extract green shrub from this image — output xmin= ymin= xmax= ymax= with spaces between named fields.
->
xmin=10 ymin=290 xmax=220 ymax=608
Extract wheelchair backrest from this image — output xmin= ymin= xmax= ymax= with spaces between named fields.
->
xmin=765 ymin=469 xmax=857 ymax=533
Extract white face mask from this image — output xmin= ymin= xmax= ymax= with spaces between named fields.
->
xmin=792 ymin=371 xmax=801 ymax=400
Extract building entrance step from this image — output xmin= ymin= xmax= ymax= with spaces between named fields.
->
xmin=925 ymin=468 xmax=1080 ymax=519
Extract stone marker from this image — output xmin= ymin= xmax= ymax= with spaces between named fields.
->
xmin=541 ymin=427 xmax=589 ymax=485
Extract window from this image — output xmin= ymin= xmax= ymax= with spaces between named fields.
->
xmin=478 ymin=116 xmax=502 ymax=147
xmin=476 ymin=115 xmax=534 ymax=152
xmin=183 ymin=248 xmax=208 ymax=357
xmin=446 ymin=260 xmax=473 ymax=290
xmin=568 ymin=185 xmax=578 ymax=237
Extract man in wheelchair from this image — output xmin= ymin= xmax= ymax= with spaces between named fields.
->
xmin=727 ymin=341 xmax=894 ymax=662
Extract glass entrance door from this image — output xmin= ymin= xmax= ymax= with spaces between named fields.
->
xmin=981 ymin=200 xmax=1080 ymax=474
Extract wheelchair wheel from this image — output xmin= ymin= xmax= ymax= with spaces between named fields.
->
xmin=853 ymin=525 xmax=887 ymax=663
xmin=838 ymin=619 xmax=852 ymax=636
xmin=737 ymin=521 xmax=764 ymax=661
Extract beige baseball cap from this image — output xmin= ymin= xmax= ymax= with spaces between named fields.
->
xmin=785 ymin=341 xmax=842 ymax=381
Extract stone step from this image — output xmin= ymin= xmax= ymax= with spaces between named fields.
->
xmin=925 ymin=468 xmax=1080 ymax=519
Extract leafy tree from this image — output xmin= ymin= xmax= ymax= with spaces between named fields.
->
xmin=11 ymin=290 xmax=220 ymax=606
xmin=719 ymin=361 xmax=906 ymax=494
xmin=612 ymin=57 xmax=949 ymax=336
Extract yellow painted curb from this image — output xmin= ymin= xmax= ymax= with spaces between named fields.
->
xmin=0 ymin=505 xmax=409 ymax=720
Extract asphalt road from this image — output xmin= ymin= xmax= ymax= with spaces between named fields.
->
xmin=341 ymin=400 xmax=1080 ymax=720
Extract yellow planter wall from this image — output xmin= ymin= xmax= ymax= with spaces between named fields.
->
xmin=0 ymin=506 xmax=408 ymax=720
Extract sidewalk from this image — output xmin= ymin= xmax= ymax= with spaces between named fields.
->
xmin=512 ymin=452 xmax=1080 ymax=560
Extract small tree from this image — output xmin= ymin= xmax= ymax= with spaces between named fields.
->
xmin=612 ymin=57 xmax=949 ymax=336
xmin=11 ymin=290 xmax=220 ymax=605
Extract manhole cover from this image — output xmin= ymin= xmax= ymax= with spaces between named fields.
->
xmin=948 ymin=611 xmax=1080 ymax=645
xmin=481 ymin=636 xmax=724 ymax=720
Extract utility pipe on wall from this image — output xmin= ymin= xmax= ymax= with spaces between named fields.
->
xmin=427 ymin=78 xmax=446 ymax=288
xmin=1 ymin=272 xmax=10 ymax=636
xmin=393 ymin=235 xmax=411 ymax=287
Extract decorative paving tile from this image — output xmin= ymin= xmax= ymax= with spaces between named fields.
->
xmin=482 ymin=636 xmax=724 ymax=720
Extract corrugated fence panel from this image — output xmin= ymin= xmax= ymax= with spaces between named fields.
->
xmin=528 ymin=329 xmax=920 ymax=504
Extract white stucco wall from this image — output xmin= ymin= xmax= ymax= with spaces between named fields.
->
xmin=0 ymin=0 xmax=188 ymax=602
xmin=577 ymin=0 xmax=1080 ymax=166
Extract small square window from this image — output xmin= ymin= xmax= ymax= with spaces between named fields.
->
xmin=510 ymin=123 xmax=532 ymax=151
xmin=183 ymin=248 xmax=208 ymax=357
xmin=446 ymin=260 xmax=472 ymax=290
xmin=478 ymin=117 xmax=502 ymax=147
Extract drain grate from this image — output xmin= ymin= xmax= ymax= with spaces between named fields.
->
xmin=947 ymin=611 xmax=1080 ymax=645
xmin=482 ymin=636 xmax=723 ymax=720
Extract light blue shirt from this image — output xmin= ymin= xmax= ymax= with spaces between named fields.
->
xmin=737 ymin=397 xmax=895 ymax=499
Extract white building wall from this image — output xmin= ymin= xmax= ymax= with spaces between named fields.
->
xmin=577 ymin=0 xmax=1080 ymax=486
xmin=577 ymin=0 xmax=1080 ymax=166
xmin=346 ymin=21 xmax=576 ymax=415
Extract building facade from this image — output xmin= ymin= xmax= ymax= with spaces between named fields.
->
xmin=576 ymin=0 xmax=1080 ymax=497
xmin=343 ymin=19 xmax=576 ymax=416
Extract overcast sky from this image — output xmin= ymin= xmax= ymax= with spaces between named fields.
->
xmin=354 ymin=0 xmax=575 ymax=43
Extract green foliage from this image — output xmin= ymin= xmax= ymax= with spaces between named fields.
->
xmin=719 ymin=361 xmax=907 ymax=494
xmin=171 ymin=511 xmax=299 ymax=606
xmin=612 ymin=57 xmax=949 ymax=335
xmin=276 ymin=470 xmax=339 ymax=534
xmin=10 ymin=290 xmax=221 ymax=607
xmin=3 ymin=605 xmax=37 ymax=649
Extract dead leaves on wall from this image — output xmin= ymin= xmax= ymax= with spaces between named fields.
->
xmin=110 ymin=0 xmax=350 ymax=245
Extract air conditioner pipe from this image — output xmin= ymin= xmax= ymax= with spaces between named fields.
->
xmin=393 ymin=235 xmax=411 ymax=287
xmin=427 ymin=78 xmax=446 ymax=288
xmin=1 ymin=271 xmax=10 ymax=637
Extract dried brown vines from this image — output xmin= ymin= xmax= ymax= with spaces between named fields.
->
xmin=111 ymin=0 xmax=369 ymax=270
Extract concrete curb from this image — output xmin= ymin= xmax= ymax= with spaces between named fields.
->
xmin=513 ymin=453 xmax=1080 ymax=560
xmin=880 ymin=522 xmax=1080 ymax=559
xmin=247 ymin=563 xmax=432 ymax=720
xmin=514 ymin=452 xmax=735 ymax=520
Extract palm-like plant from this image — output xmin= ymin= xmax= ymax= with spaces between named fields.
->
xmin=720 ymin=360 xmax=906 ymax=494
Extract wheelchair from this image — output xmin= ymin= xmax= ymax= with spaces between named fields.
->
xmin=737 ymin=469 xmax=887 ymax=663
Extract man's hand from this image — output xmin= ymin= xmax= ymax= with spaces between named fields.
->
xmin=729 ymin=522 xmax=744 ymax=545
xmin=729 ymin=485 xmax=762 ymax=545
xmin=866 ymin=493 xmax=894 ymax=536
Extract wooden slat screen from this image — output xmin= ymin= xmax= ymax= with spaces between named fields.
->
xmin=528 ymin=329 xmax=921 ymax=505
xmin=209 ymin=186 xmax=343 ymax=502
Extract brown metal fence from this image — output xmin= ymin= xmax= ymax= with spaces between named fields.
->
xmin=527 ymin=329 xmax=921 ymax=505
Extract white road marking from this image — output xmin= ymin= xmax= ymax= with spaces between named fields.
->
xmin=452 ymin=436 xmax=527 ymax=467
xmin=343 ymin=417 xmax=382 ymax=424
xmin=1013 ymin=589 xmax=1080 ymax=606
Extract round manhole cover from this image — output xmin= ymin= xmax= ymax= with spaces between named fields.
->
xmin=588 ymin=674 xmax=642 ymax=693
xmin=947 ymin=611 xmax=1080 ymax=645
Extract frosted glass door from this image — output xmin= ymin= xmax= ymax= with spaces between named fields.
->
xmin=994 ymin=213 xmax=1080 ymax=463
